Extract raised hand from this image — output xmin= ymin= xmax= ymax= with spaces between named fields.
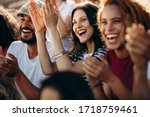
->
xmin=41 ymin=0 xmax=58 ymax=29
xmin=29 ymin=0 xmax=45 ymax=32
xmin=126 ymin=24 xmax=150 ymax=68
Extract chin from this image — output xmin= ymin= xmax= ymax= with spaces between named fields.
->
xmin=80 ymin=39 xmax=88 ymax=44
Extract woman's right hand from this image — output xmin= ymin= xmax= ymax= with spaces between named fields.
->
xmin=42 ymin=0 xmax=58 ymax=29
xmin=83 ymin=57 xmax=114 ymax=83
xmin=126 ymin=24 xmax=150 ymax=68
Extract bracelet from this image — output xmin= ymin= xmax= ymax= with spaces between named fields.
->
xmin=54 ymin=51 xmax=66 ymax=60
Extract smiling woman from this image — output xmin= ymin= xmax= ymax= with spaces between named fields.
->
xmin=83 ymin=0 xmax=150 ymax=100
xmin=70 ymin=2 xmax=106 ymax=63
xmin=35 ymin=1 xmax=106 ymax=75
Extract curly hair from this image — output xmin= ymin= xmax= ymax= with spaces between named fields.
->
xmin=97 ymin=0 xmax=150 ymax=30
xmin=0 ymin=6 xmax=20 ymax=49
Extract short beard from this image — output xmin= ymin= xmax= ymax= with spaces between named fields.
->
xmin=21 ymin=34 xmax=36 ymax=45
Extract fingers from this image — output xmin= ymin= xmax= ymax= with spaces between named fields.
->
xmin=126 ymin=24 xmax=145 ymax=40
xmin=29 ymin=0 xmax=37 ymax=16
xmin=126 ymin=35 xmax=146 ymax=54
xmin=126 ymin=23 xmax=150 ymax=54
xmin=83 ymin=57 xmax=102 ymax=78
xmin=7 ymin=53 xmax=16 ymax=61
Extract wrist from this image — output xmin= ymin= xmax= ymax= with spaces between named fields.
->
xmin=13 ymin=69 xmax=21 ymax=80
xmin=47 ymin=26 xmax=57 ymax=32
xmin=91 ymin=81 xmax=103 ymax=89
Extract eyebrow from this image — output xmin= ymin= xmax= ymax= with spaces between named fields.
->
xmin=73 ymin=15 xmax=87 ymax=21
xmin=101 ymin=17 xmax=123 ymax=20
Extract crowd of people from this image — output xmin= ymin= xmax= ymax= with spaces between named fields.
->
xmin=0 ymin=0 xmax=149 ymax=100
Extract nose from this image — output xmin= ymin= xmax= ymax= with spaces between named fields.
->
xmin=106 ymin=22 xmax=114 ymax=32
xmin=76 ymin=21 xmax=82 ymax=28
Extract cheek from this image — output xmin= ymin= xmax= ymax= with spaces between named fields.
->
xmin=72 ymin=26 xmax=76 ymax=34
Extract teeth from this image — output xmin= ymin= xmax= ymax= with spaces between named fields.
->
xmin=107 ymin=34 xmax=117 ymax=39
xmin=78 ymin=30 xmax=86 ymax=36
xmin=22 ymin=29 xmax=32 ymax=33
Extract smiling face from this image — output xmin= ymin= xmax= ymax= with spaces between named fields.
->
xmin=100 ymin=4 xmax=126 ymax=50
xmin=18 ymin=14 xmax=36 ymax=44
xmin=72 ymin=9 xmax=94 ymax=43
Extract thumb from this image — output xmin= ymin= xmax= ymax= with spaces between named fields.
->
xmin=8 ymin=53 xmax=16 ymax=61
xmin=99 ymin=56 xmax=108 ymax=65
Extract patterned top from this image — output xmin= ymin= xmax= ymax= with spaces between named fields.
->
xmin=70 ymin=46 xmax=107 ymax=63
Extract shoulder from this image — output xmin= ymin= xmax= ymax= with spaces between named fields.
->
xmin=9 ymin=40 xmax=26 ymax=48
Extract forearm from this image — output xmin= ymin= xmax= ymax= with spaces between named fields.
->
xmin=35 ymin=31 xmax=55 ymax=75
xmin=47 ymin=26 xmax=74 ymax=72
xmin=132 ymin=65 xmax=150 ymax=99
xmin=107 ymin=74 xmax=132 ymax=100
xmin=57 ymin=16 xmax=69 ymax=38
xmin=92 ymin=84 xmax=108 ymax=100
xmin=14 ymin=69 xmax=40 ymax=100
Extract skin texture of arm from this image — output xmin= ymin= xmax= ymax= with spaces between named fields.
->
xmin=126 ymin=23 xmax=150 ymax=99
xmin=86 ymin=74 xmax=108 ymax=99
xmin=57 ymin=13 xmax=71 ymax=38
xmin=29 ymin=0 xmax=57 ymax=75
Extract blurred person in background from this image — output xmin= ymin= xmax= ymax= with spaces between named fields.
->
xmin=40 ymin=72 xmax=95 ymax=100
xmin=0 ymin=6 xmax=19 ymax=56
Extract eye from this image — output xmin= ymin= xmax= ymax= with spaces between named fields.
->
xmin=72 ymin=21 xmax=77 ymax=25
xmin=80 ymin=18 xmax=87 ymax=22
xmin=101 ymin=20 xmax=107 ymax=24
xmin=113 ymin=18 xmax=122 ymax=23
xmin=19 ymin=18 xmax=24 ymax=23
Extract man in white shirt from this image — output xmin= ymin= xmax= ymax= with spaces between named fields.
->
xmin=0 ymin=0 xmax=55 ymax=99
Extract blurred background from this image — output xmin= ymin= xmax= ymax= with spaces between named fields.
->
xmin=0 ymin=0 xmax=149 ymax=19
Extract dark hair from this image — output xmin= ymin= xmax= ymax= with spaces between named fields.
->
xmin=41 ymin=72 xmax=95 ymax=100
xmin=71 ymin=2 xmax=104 ymax=53
xmin=0 ymin=74 xmax=20 ymax=100
xmin=97 ymin=0 xmax=150 ymax=30
xmin=0 ymin=7 xmax=20 ymax=49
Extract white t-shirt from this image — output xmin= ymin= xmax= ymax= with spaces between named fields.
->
xmin=58 ymin=1 xmax=74 ymax=20
xmin=7 ymin=40 xmax=54 ymax=99
xmin=147 ymin=61 xmax=150 ymax=80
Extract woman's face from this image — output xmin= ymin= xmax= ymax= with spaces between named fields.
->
xmin=40 ymin=86 xmax=60 ymax=100
xmin=100 ymin=4 xmax=125 ymax=50
xmin=72 ymin=9 xmax=94 ymax=43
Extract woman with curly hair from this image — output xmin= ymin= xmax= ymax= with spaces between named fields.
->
xmin=83 ymin=0 xmax=150 ymax=99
